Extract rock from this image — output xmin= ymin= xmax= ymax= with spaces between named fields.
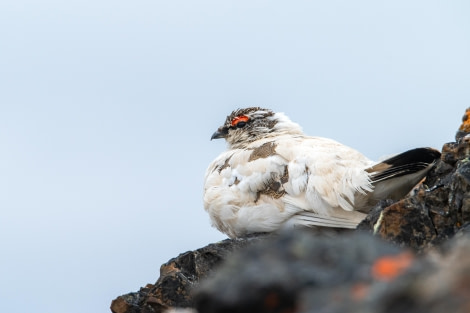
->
xmin=455 ymin=107 xmax=470 ymax=141
xmin=193 ymin=224 xmax=470 ymax=313
xmin=111 ymin=236 xmax=267 ymax=313
xmin=357 ymin=107 xmax=470 ymax=250
xmin=164 ymin=309 xmax=197 ymax=313
xmin=194 ymin=230 xmax=409 ymax=313
xmin=112 ymin=107 xmax=470 ymax=313
xmin=299 ymin=223 xmax=470 ymax=313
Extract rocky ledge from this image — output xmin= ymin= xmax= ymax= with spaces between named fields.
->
xmin=111 ymin=108 xmax=470 ymax=313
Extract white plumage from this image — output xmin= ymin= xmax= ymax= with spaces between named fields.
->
xmin=204 ymin=108 xmax=440 ymax=238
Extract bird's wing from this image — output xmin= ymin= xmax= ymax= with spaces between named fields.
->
xmin=275 ymin=136 xmax=373 ymax=213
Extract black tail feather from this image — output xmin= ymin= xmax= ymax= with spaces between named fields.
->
xmin=369 ymin=148 xmax=441 ymax=182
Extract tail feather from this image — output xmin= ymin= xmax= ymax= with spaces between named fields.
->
xmin=368 ymin=148 xmax=441 ymax=182
xmin=366 ymin=147 xmax=441 ymax=204
xmin=286 ymin=211 xmax=366 ymax=229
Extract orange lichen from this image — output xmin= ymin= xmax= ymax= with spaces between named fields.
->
xmin=459 ymin=108 xmax=470 ymax=132
xmin=371 ymin=252 xmax=414 ymax=281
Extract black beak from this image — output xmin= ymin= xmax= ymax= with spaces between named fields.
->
xmin=211 ymin=127 xmax=228 ymax=140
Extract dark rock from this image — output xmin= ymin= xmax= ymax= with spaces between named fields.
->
xmin=357 ymin=196 xmax=437 ymax=249
xmin=111 ymin=236 xmax=267 ymax=313
xmin=359 ymin=224 xmax=470 ymax=313
xmin=195 ymin=225 xmax=470 ymax=313
xmin=357 ymin=108 xmax=470 ymax=250
xmin=111 ymin=291 xmax=147 ymax=313
xmin=194 ymin=230 xmax=407 ymax=313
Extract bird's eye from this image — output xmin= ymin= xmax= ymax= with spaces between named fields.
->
xmin=236 ymin=121 xmax=246 ymax=128
xmin=231 ymin=115 xmax=250 ymax=128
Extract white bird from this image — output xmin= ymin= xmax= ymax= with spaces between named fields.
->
xmin=204 ymin=107 xmax=440 ymax=238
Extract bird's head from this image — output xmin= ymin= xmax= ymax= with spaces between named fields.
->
xmin=211 ymin=107 xmax=303 ymax=149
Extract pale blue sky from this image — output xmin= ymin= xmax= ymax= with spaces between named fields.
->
xmin=1 ymin=1 xmax=469 ymax=313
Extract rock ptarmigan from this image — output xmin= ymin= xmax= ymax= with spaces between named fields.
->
xmin=204 ymin=107 xmax=440 ymax=238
